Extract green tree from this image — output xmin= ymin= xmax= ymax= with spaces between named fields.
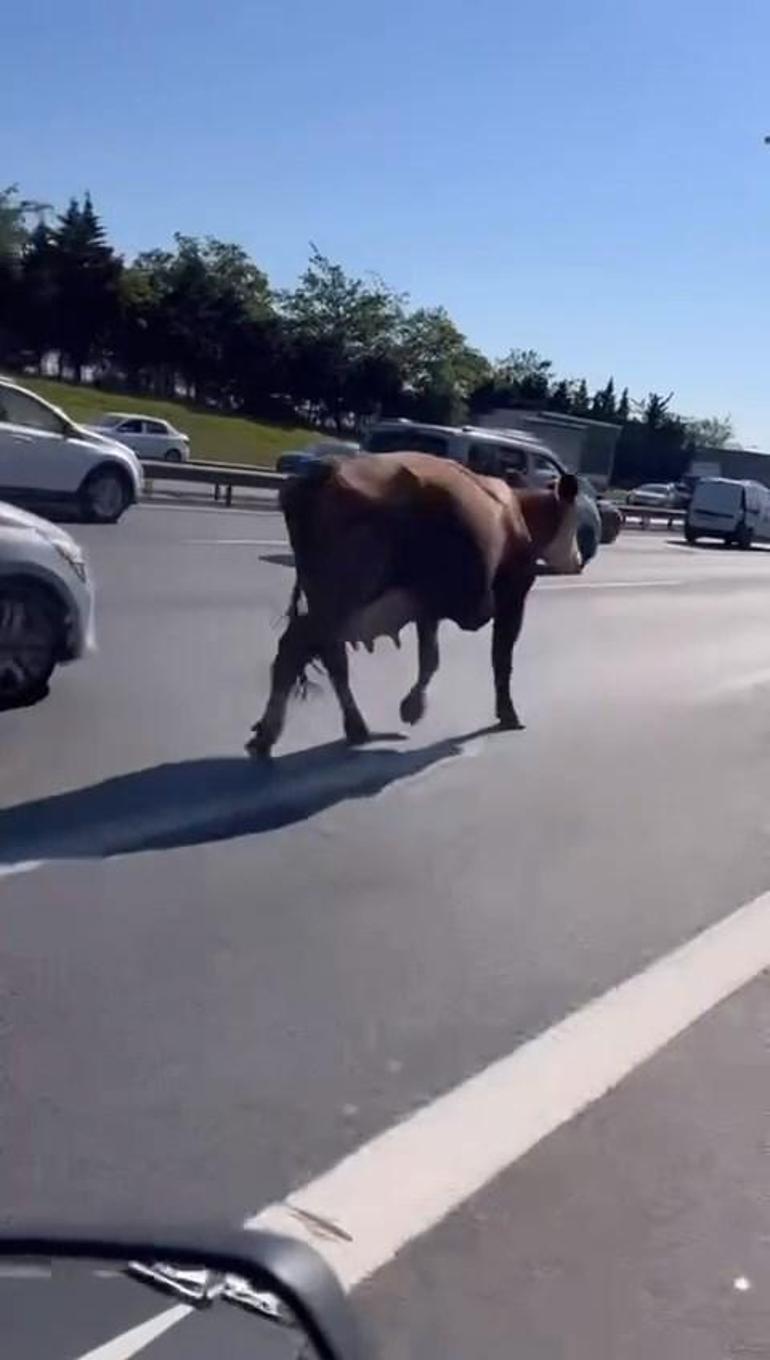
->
xmin=283 ymin=248 xmax=404 ymax=427
xmin=47 ymin=194 xmax=122 ymax=379
xmin=617 ymin=386 xmax=630 ymax=423
xmin=591 ymin=377 xmax=617 ymax=421
xmin=547 ymin=379 xmax=574 ymax=413
xmin=684 ymin=414 xmax=734 ymax=448
xmin=115 ymin=236 xmax=273 ymax=402
xmin=572 ymin=378 xmax=590 ymax=415
xmin=0 ymin=186 xmax=49 ymax=362
xmin=398 ymin=306 xmax=490 ymax=423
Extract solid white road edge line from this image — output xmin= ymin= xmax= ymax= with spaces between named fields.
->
xmin=74 ymin=1303 xmax=192 ymax=1360
xmin=247 ymin=886 xmax=770 ymax=1291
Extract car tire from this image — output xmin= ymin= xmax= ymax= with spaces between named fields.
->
xmin=164 ymin=448 xmax=182 ymax=462
xmin=80 ymin=465 xmax=132 ymax=523
xmin=684 ymin=525 xmax=698 ymax=545
xmin=0 ymin=583 xmax=61 ymax=710
xmin=736 ymin=524 xmax=753 ymax=550
xmin=577 ymin=523 xmax=598 ymax=565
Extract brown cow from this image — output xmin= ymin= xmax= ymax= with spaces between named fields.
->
xmin=248 ymin=451 xmax=581 ymax=756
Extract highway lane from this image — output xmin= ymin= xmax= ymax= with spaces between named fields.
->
xmin=3 ymin=504 xmax=770 ymax=1353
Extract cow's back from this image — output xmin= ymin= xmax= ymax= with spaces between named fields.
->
xmin=281 ymin=452 xmax=528 ymax=634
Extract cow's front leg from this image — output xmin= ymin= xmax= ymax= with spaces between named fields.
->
xmin=491 ymin=574 xmax=533 ymax=730
xmin=400 ymin=618 xmax=439 ymax=725
xmin=319 ymin=639 xmax=370 ymax=745
xmin=247 ymin=616 xmax=314 ymax=757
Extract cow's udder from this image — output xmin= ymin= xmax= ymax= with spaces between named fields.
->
xmin=344 ymin=589 xmax=418 ymax=652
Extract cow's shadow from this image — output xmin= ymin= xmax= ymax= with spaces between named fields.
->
xmin=0 ymin=727 xmax=503 ymax=864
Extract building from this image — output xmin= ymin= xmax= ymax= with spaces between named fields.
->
xmin=687 ymin=445 xmax=770 ymax=489
xmin=478 ymin=408 xmax=621 ymax=490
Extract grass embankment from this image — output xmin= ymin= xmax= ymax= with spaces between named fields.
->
xmin=10 ymin=374 xmax=313 ymax=468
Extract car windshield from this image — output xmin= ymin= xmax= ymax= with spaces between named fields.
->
xmin=4 ymin=12 xmax=768 ymax=1360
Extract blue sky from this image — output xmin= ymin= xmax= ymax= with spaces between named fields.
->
xmin=4 ymin=0 xmax=769 ymax=443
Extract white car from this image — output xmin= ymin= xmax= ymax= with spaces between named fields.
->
xmin=0 ymin=379 xmax=143 ymax=523
xmin=86 ymin=412 xmax=191 ymax=462
xmin=0 ymin=500 xmax=94 ymax=709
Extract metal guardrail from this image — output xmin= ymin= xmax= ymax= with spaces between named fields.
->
xmin=619 ymin=505 xmax=685 ymax=530
xmin=140 ymin=460 xmax=689 ymax=535
xmin=141 ymin=458 xmax=286 ymax=506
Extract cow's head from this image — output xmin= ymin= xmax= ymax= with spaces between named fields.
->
xmin=521 ymin=473 xmax=582 ymax=574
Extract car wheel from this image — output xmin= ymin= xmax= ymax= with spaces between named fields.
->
xmin=736 ymin=524 xmax=753 ymax=550
xmin=577 ymin=523 xmax=598 ymax=565
xmin=684 ymin=525 xmax=698 ymax=545
xmin=0 ymin=584 xmax=60 ymax=710
xmin=80 ymin=466 xmax=131 ymax=523
xmin=164 ymin=448 xmax=182 ymax=462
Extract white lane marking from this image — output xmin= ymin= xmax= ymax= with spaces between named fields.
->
xmin=0 ymin=1263 xmax=52 ymax=1277
xmin=0 ymin=860 xmax=43 ymax=881
xmin=248 ymin=886 xmax=770 ymax=1290
xmin=139 ymin=500 xmax=277 ymax=517
xmin=186 ymin=538 xmax=290 ymax=547
xmin=73 ymin=1303 xmax=192 ymax=1359
xmin=540 ymin=577 xmax=683 ymax=591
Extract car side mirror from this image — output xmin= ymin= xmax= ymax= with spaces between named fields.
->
xmin=0 ymin=1226 xmax=364 ymax=1359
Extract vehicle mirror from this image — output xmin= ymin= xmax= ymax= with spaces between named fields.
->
xmin=0 ymin=1228 xmax=363 ymax=1359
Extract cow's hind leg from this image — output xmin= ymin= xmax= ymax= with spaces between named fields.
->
xmin=400 ymin=618 xmax=439 ymax=726
xmin=247 ymin=615 xmax=314 ymax=757
xmin=319 ymin=639 xmax=370 ymax=745
xmin=491 ymin=572 xmax=533 ymax=730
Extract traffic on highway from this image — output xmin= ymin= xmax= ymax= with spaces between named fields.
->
xmin=4 ymin=10 xmax=770 ymax=1347
xmin=4 ymin=460 xmax=770 ymax=1356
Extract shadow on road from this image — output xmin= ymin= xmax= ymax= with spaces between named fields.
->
xmin=0 ymin=726 xmax=503 ymax=864
xmin=260 ymin=552 xmax=295 ymax=569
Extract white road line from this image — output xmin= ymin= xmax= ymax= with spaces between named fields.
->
xmin=0 ymin=859 xmax=43 ymax=881
xmin=186 ymin=538 xmax=290 ymax=546
xmin=0 ymin=1264 xmax=52 ymax=1277
xmin=540 ymin=577 xmax=683 ymax=591
xmin=139 ymin=501 xmax=277 ymax=517
xmin=73 ymin=1303 xmax=192 ymax=1359
xmin=248 ymin=886 xmax=770 ymax=1290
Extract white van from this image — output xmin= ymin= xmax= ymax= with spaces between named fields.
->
xmin=685 ymin=478 xmax=770 ymax=549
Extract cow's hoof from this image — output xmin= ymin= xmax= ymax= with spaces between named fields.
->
xmin=399 ymin=689 xmax=425 ymax=726
xmin=345 ymin=716 xmax=371 ymax=746
xmin=246 ymin=725 xmax=274 ymax=759
xmin=497 ymin=710 xmax=525 ymax=732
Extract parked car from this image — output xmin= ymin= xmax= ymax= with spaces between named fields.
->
xmin=276 ymin=440 xmax=359 ymax=475
xmin=85 ymin=413 xmax=190 ymax=462
xmin=626 ymin=482 xmax=678 ymax=507
xmin=685 ymin=477 xmax=770 ymax=549
xmin=0 ymin=500 xmax=94 ymax=709
xmin=0 ymin=379 xmax=143 ymax=523
xmin=360 ymin=419 xmax=604 ymax=563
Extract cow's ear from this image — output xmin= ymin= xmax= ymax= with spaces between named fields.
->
xmin=557 ymin=472 xmax=579 ymax=504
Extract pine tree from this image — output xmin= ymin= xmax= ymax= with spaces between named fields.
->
xmin=49 ymin=193 xmax=122 ymax=378
xmin=573 ymin=378 xmax=590 ymax=415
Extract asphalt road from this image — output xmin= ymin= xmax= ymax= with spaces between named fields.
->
xmin=3 ymin=502 xmax=770 ymax=1357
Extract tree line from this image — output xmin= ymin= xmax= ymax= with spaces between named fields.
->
xmin=0 ymin=185 xmax=734 ymax=483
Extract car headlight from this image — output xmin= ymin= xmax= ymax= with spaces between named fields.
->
xmin=51 ymin=539 xmax=88 ymax=583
